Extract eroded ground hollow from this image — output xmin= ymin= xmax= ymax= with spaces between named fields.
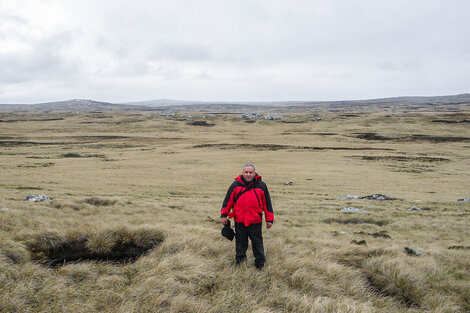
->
xmin=27 ymin=227 xmax=164 ymax=266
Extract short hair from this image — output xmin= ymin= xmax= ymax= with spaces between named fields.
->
xmin=243 ymin=163 xmax=256 ymax=171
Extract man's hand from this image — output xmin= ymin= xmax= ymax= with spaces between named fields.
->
xmin=267 ymin=222 xmax=273 ymax=229
xmin=221 ymin=217 xmax=228 ymax=225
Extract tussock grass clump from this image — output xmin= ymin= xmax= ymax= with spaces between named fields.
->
xmin=30 ymin=232 xmax=64 ymax=252
xmin=323 ymin=217 xmax=388 ymax=226
xmin=27 ymin=227 xmax=164 ymax=265
xmin=49 ymin=200 xmax=86 ymax=211
xmin=362 ymin=257 xmax=426 ymax=307
xmin=48 ymin=200 xmax=68 ymax=209
xmin=83 ymin=197 xmax=117 ymax=206
xmin=332 ymin=246 xmax=388 ymax=268
xmin=0 ymin=240 xmax=30 ymax=264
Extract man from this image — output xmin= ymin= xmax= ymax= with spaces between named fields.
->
xmin=221 ymin=164 xmax=274 ymax=270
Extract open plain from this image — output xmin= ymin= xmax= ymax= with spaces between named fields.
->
xmin=1 ymin=108 xmax=469 ymax=312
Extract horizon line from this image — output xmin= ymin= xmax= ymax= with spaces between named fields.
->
xmin=1 ymin=92 xmax=470 ymax=106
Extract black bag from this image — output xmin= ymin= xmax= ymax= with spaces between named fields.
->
xmin=221 ymin=219 xmax=235 ymax=241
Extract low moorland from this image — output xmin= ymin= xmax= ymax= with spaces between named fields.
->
xmin=1 ymin=109 xmax=469 ymax=312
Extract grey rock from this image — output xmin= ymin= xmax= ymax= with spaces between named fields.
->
xmin=1 ymin=207 xmax=10 ymax=211
xmin=284 ymin=181 xmax=294 ymax=185
xmin=179 ymin=114 xmax=193 ymax=119
xmin=338 ymin=195 xmax=360 ymax=200
xmin=360 ymin=194 xmax=392 ymax=200
xmin=239 ymin=112 xmax=261 ymax=119
xmin=340 ymin=231 xmax=351 ymax=235
xmin=404 ymin=247 xmax=421 ymax=256
xmin=264 ymin=114 xmax=284 ymax=120
xmin=341 ymin=207 xmax=367 ymax=212
xmin=456 ymin=197 xmax=470 ymax=202
xmin=26 ymin=195 xmax=52 ymax=202
xmin=339 ymin=194 xmax=392 ymax=200
xmin=408 ymin=206 xmax=422 ymax=211
xmin=159 ymin=111 xmax=176 ymax=117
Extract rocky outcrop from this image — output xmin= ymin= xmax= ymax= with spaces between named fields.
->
xmin=25 ymin=195 xmax=51 ymax=202
xmin=404 ymin=247 xmax=421 ymax=256
xmin=341 ymin=207 xmax=367 ymax=212
xmin=338 ymin=194 xmax=392 ymax=200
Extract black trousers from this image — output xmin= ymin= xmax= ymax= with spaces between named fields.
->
xmin=235 ymin=222 xmax=265 ymax=268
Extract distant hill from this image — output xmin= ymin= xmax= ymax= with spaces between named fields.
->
xmin=0 ymin=99 xmax=152 ymax=113
xmin=1 ymin=94 xmax=469 ymax=113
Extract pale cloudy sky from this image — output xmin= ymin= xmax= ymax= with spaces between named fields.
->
xmin=1 ymin=0 xmax=469 ymax=104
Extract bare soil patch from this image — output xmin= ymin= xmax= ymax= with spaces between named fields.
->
xmin=0 ymin=118 xmax=64 ymax=123
xmin=355 ymin=132 xmax=470 ymax=143
xmin=431 ymin=119 xmax=470 ymax=124
xmin=193 ymin=143 xmax=393 ymax=151
xmin=354 ymin=230 xmax=391 ymax=239
xmin=187 ymin=120 xmax=215 ymax=127
xmin=0 ymin=140 xmax=66 ymax=147
xmin=351 ymin=155 xmax=451 ymax=163
xmin=61 ymin=153 xmax=107 ymax=159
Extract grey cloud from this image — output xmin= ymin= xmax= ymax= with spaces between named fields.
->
xmin=375 ymin=58 xmax=424 ymax=72
xmin=148 ymin=42 xmax=213 ymax=62
xmin=0 ymin=12 xmax=28 ymax=38
xmin=0 ymin=28 xmax=80 ymax=84
xmin=111 ymin=36 xmax=213 ymax=62
xmin=152 ymin=65 xmax=183 ymax=80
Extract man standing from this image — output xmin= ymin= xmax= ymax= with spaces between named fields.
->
xmin=221 ymin=164 xmax=274 ymax=270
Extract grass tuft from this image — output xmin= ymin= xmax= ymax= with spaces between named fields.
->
xmin=0 ymin=240 xmax=30 ymax=264
xmin=83 ymin=197 xmax=117 ymax=206
xmin=87 ymin=231 xmax=117 ymax=254
xmin=332 ymin=246 xmax=388 ymax=268
xmin=28 ymin=231 xmax=63 ymax=253
xmin=363 ymin=257 xmax=426 ymax=307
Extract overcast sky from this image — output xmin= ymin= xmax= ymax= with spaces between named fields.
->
xmin=1 ymin=0 xmax=469 ymax=104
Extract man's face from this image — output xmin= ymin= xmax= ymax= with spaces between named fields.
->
xmin=242 ymin=166 xmax=256 ymax=182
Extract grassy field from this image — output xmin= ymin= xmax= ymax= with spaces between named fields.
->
xmin=1 ymin=110 xmax=469 ymax=312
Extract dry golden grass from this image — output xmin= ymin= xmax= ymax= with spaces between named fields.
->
xmin=1 ymin=110 xmax=469 ymax=312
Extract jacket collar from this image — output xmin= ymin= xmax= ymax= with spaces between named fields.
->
xmin=235 ymin=174 xmax=262 ymax=186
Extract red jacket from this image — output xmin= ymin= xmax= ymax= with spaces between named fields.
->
xmin=221 ymin=174 xmax=274 ymax=226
